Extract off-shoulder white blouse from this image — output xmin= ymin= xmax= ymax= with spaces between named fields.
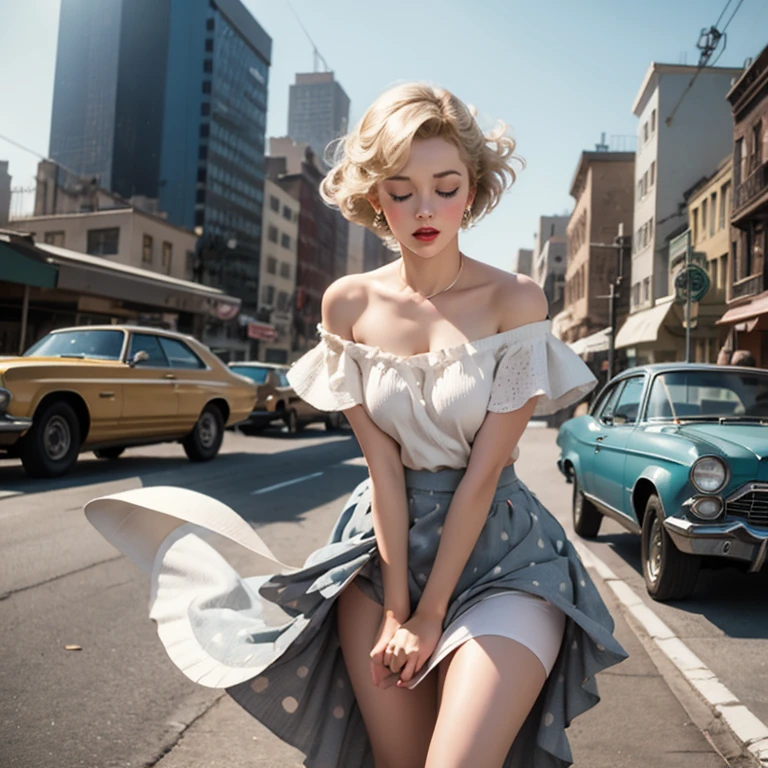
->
xmin=287 ymin=320 xmax=596 ymax=472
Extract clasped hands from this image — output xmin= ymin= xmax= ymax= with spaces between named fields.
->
xmin=369 ymin=609 xmax=443 ymax=689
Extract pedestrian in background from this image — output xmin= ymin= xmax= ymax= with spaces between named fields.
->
xmin=87 ymin=83 xmax=626 ymax=768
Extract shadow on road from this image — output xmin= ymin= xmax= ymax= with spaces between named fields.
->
xmin=594 ymin=529 xmax=768 ymax=639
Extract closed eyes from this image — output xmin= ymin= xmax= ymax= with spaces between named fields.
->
xmin=389 ymin=188 xmax=460 ymax=203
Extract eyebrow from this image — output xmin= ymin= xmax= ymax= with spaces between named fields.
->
xmin=385 ymin=170 xmax=463 ymax=181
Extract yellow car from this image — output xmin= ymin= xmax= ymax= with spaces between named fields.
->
xmin=0 ymin=325 xmax=258 ymax=478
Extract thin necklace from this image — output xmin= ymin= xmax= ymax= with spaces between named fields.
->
xmin=399 ymin=253 xmax=465 ymax=300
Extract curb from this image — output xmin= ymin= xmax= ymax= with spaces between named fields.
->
xmin=573 ymin=539 xmax=768 ymax=767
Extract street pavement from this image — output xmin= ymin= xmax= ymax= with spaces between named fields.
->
xmin=1 ymin=423 xmax=765 ymax=768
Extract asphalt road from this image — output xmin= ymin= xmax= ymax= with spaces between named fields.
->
xmin=1 ymin=424 xmax=765 ymax=768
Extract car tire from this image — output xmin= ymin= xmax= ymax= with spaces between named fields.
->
xmin=572 ymin=472 xmax=602 ymax=538
xmin=20 ymin=400 xmax=81 ymax=478
xmin=641 ymin=494 xmax=701 ymax=601
xmin=183 ymin=404 xmax=224 ymax=462
xmin=324 ymin=412 xmax=342 ymax=432
xmin=284 ymin=409 xmax=298 ymax=435
xmin=94 ymin=447 xmax=125 ymax=460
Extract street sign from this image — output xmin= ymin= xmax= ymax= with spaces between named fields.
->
xmin=674 ymin=263 xmax=710 ymax=304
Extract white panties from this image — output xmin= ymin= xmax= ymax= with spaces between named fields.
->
xmin=409 ymin=590 xmax=566 ymax=688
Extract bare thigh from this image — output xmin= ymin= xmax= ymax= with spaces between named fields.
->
xmin=427 ymin=636 xmax=548 ymax=768
xmin=337 ymin=581 xmax=437 ymax=768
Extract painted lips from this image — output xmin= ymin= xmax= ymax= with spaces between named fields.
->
xmin=413 ymin=228 xmax=440 ymax=242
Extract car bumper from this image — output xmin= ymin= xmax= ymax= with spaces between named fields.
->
xmin=556 ymin=457 xmax=571 ymax=480
xmin=0 ymin=413 xmax=33 ymax=434
xmin=663 ymin=516 xmax=768 ymax=573
xmin=242 ymin=409 xmax=281 ymax=426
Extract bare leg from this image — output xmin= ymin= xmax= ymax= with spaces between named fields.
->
xmin=426 ymin=636 xmax=548 ymax=768
xmin=337 ymin=581 xmax=437 ymax=768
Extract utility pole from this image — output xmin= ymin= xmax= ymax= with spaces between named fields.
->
xmin=591 ymin=223 xmax=630 ymax=381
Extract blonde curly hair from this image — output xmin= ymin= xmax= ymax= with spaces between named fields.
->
xmin=320 ymin=82 xmax=522 ymax=244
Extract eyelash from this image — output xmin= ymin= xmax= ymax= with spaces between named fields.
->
xmin=388 ymin=188 xmax=460 ymax=203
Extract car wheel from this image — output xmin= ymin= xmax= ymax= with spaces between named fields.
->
xmin=641 ymin=494 xmax=701 ymax=601
xmin=284 ymin=409 xmax=298 ymax=435
xmin=572 ymin=472 xmax=602 ymax=538
xmin=183 ymin=404 xmax=224 ymax=462
xmin=20 ymin=400 xmax=81 ymax=478
xmin=94 ymin=447 xmax=125 ymax=460
xmin=324 ymin=412 xmax=342 ymax=431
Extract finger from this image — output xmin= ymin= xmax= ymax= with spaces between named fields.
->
xmin=399 ymin=655 xmax=419 ymax=683
xmin=389 ymin=648 xmax=406 ymax=674
xmin=377 ymin=671 xmax=401 ymax=689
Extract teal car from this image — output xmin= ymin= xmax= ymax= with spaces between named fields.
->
xmin=556 ymin=364 xmax=768 ymax=601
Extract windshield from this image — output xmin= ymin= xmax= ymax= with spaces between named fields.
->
xmin=24 ymin=329 xmax=125 ymax=361
xmin=230 ymin=365 xmax=271 ymax=384
xmin=646 ymin=369 xmax=768 ymax=421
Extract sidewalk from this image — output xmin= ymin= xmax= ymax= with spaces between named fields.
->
xmin=152 ymin=573 xmax=744 ymax=768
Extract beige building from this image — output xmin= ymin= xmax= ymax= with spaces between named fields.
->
xmin=562 ymin=151 xmax=634 ymax=348
xmin=6 ymin=207 xmax=196 ymax=282
xmin=258 ymin=178 xmax=299 ymax=363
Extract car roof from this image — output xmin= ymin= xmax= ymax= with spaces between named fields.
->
xmin=615 ymin=362 xmax=767 ymax=378
xmin=49 ymin=324 xmax=195 ymax=341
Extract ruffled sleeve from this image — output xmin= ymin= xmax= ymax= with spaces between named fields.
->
xmin=286 ymin=326 xmax=364 ymax=412
xmin=488 ymin=330 xmax=597 ymax=416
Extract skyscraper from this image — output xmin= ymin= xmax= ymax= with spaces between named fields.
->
xmin=288 ymin=72 xmax=350 ymax=164
xmin=49 ymin=0 xmax=272 ymax=313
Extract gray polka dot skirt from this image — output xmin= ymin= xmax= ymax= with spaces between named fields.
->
xmin=85 ymin=463 xmax=627 ymax=768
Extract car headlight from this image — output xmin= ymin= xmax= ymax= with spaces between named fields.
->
xmin=0 ymin=388 xmax=11 ymax=413
xmin=690 ymin=456 xmax=728 ymax=493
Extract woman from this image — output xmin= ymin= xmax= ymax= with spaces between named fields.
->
xmin=86 ymin=83 xmax=626 ymax=768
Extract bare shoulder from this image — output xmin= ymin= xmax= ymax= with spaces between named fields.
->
xmin=486 ymin=268 xmax=548 ymax=332
xmin=321 ymin=273 xmax=370 ymax=340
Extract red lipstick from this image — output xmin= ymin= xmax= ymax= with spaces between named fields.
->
xmin=413 ymin=227 xmax=440 ymax=243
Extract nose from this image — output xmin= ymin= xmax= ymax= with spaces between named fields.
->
xmin=416 ymin=199 xmax=434 ymax=221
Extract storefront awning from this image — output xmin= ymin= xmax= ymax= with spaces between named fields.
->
xmin=0 ymin=239 xmax=58 ymax=288
xmin=716 ymin=292 xmax=768 ymax=325
xmin=569 ymin=327 xmax=612 ymax=356
xmin=615 ymin=299 xmax=674 ymax=349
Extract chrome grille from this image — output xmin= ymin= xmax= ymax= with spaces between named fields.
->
xmin=726 ymin=486 xmax=768 ymax=528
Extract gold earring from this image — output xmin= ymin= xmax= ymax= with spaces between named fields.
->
xmin=462 ymin=207 xmax=473 ymax=227
xmin=373 ymin=210 xmax=387 ymax=229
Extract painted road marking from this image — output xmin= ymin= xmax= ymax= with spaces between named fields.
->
xmin=251 ymin=472 xmax=324 ymax=495
xmin=573 ymin=540 xmax=768 ymax=766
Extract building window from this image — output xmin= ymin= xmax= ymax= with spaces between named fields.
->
xmin=162 ymin=241 xmax=173 ymax=273
xmin=282 ymin=205 xmax=293 ymax=221
xmin=202 ymin=80 xmax=211 ymax=94
xmin=203 ymin=58 xmax=213 ymax=74
xmin=43 ymin=231 xmax=65 ymax=247
xmin=142 ymin=234 xmax=153 ymax=263
xmin=269 ymin=195 xmax=280 ymax=212
xmin=262 ymin=285 xmax=275 ymax=305
xmin=196 ymin=189 xmax=206 ymax=203
xmin=279 ymin=261 xmax=291 ymax=278
xmin=637 ymin=179 xmax=643 ymax=201
xmin=86 ymin=227 xmax=119 ymax=256
xmin=719 ymin=253 xmax=727 ymax=290
xmin=200 ymin=123 xmax=209 ymax=138
xmin=709 ymin=193 xmax=717 ymax=236
xmin=205 ymin=38 xmax=213 ymax=52
xmin=268 ymin=225 xmax=278 ymax=243
xmin=266 ymin=256 xmax=277 ymax=274
xmin=642 ymin=277 xmax=650 ymax=303
xmin=692 ymin=209 xmax=699 ymax=243
xmin=197 ymin=168 xmax=207 ymax=183
xmin=632 ymin=282 xmax=641 ymax=308
xmin=643 ymin=121 xmax=649 ymax=143
xmin=650 ymin=161 xmax=656 ymax=187
xmin=701 ymin=199 xmax=708 ymax=239
xmin=753 ymin=120 xmax=763 ymax=166
xmin=280 ymin=233 xmax=291 ymax=249
xmin=206 ymin=17 xmax=214 ymax=30
xmin=277 ymin=291 xmax=289 ymax=312
xmin=720 ymin=181 xmax=730 ymax=229
xmin=199 ymin=146 xmax=208 ymax=160
xmin=201 ymin=102 xmax=210 ymax=116
xmin=709 ymin=256 xmax=718 ymax=288
xmin=651 ymin=109 xmax=657 ymax=133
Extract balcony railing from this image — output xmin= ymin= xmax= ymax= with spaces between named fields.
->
xmin=731 ymin=273 xmax=764 ymax=301
xmin=734 ymin=159 xmax=768 ymax=214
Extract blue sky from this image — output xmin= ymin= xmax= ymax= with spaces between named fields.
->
xmin=1 ymin=0 xmax=766 ymax=273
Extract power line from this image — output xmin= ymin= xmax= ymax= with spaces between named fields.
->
xmin=0 ymin=132 xmax=98 ymax=187
xmin=0 ymin=133 xmax=46 ymax=161
xmin=721 ymin=0 xmax=746 ymax=32
xmin=714 ymin=0 xmax=733 ymax=28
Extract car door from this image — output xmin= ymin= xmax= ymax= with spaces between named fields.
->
xmin=120 ymin=332 xmax=179 ymax=436
xmin=157 ymin=336 xmax=210 ymax=430
xmin=576 ymin=382 xmax=620 ymax=496
xmin=592 ymin=375 xmax=646 ymax=513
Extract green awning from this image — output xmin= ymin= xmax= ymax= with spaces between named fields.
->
xmin=0 ymin=241 xmax=58 ymax=288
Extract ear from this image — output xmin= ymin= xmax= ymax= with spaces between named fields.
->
xmin=366 ymin=192 xmax=380 ymax=214
xmin=466 ymin=185 xmax=477 ymax=209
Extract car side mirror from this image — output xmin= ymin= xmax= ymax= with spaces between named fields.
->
xmin=602 ymin=414 xmax=614 ymax=426
xmin=129 ymin=350 xmax=149 ymax=367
